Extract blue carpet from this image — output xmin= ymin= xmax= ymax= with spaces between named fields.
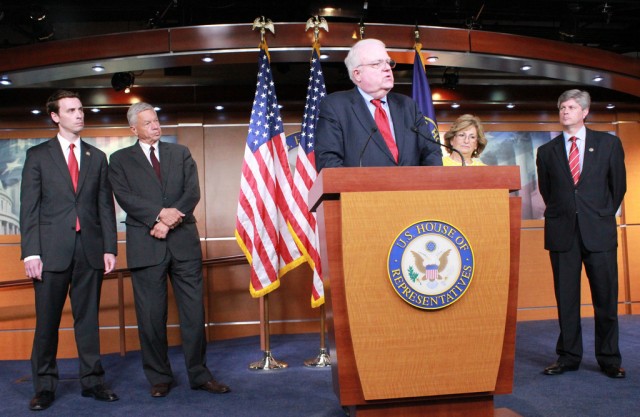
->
xmin=2 ymin=316 xmax=639 ymax=417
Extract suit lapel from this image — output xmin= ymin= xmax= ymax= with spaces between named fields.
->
xmin=157 ymin=142 xmax=170 ymax=189
xmin=131 ymin=141 xmax=163 ymax=188
xmin=580 ymin=128 xmax=597 ymax=182
xmin=76 ymin=140 xmax=92 ymax=194
xmin=348 ymin=88 xmax=395 ymax=164
xmin=550 ymin=134 xmax=574 ymax=184
xmin=48 ymin=137 xmax=76 ymax=194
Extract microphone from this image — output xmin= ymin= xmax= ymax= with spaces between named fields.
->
xmin=410 ymin=125 xmax=466 ymax=167
xmin=359 ymin=127 xmax=378 ymax=167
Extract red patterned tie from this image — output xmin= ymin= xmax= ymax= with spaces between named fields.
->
xmin=568 ymin=136 xmax=580 ymax=185
xmin=150 ymin=145 xmax=161 ymax=180
xmin=371 ymin=99 xmax=398 ymax=163
xmin=68 ymin=143 xmax=80 ymax=231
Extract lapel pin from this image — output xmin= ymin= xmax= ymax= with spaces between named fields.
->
xmin=588 ymin=148 xmax=594 ymax=152
xmin=86 ymin=151 xmax=91 ymax=156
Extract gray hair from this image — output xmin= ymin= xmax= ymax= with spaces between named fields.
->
xmin=127 ymin=102 xmax=156 ymax=126
xmin=557 ymin=89 xmax=591 ymax=110
xmin=344 ymin=38 xmax=387 ymax=83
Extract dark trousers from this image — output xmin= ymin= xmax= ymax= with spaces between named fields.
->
xmin=549 ymin=223 xmax=621 ymax=367
xmin=130 ymin=250 xmax=212 ymax=387
xmin=31 ymin=232 xmax=105 ymax=393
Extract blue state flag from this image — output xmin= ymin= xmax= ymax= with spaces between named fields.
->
xmin=412 ymin=43 xmax=440 ymax=142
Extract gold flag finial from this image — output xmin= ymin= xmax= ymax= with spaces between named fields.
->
xmin=305 ymin=16 xmax=329 ymax=44
xmin=252 ymin=16 xmax=275 ymax=43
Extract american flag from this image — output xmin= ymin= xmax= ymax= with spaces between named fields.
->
xmin=236 ymin=43 xmax=305 ymax=297
xmin=291 ymin=44 xmax=326 ymax=307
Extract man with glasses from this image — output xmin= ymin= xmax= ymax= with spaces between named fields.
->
xmin=315 ymin=38 xmax=442 ymax=170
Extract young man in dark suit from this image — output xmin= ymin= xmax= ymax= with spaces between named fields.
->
xmin=536 ymin=89 xmax=627 ymax=379
xmin=20 ymin=90 xmax=119 ymax=411
xmin=108 ymin=102 xmax=229 ymax=398
xmin=315 ymin=38 xmax=442 ymax=170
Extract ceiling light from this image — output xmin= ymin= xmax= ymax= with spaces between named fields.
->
xmin=91 ymin=108 xmax=100 ymax=113
xmin=0 ymin=76 xmax=11 ymax=86
xmin=506 ymin=103 xmax=516 ymax=109
xmin=320 ymin=54 xmax=329 ymax=60
xmin=154 ymin=107 xmax=161 ymax=111
xmin=215 ymin=105 xmax=224 ymax=111
xmin=606 ymin=103 xmax=615 ymax=109
xmin=92 ymin=65 xmax=105 ymax=72
xmin=201 ymin=56 xmax=214 ymax=63
xmin=520 ymin=64 xmax=532 ymax=71
xmin=426 ymin=56 xmax=439 ymax=63
xmin=31 ymin=109 xmax=41 ymax=115
xmin=451 ymin=103 xmax=460 ymax=109
xmin=593 ymin=75 xmax=603 ymax=82
xmin=278 ymin=104 xmax=284 ymax=109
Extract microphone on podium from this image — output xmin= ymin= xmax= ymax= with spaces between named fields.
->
xmin=410 ymin=125 xmax=466 ymax=167
xmin=359 ymin=127 xmax=379 ymax=167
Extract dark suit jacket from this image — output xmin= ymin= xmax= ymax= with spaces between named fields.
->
xmin=536 ymin=128 xmax=626 ymax=252
xmin=315 ymin=88 xmax=443 ymax=170
xmin=20 ymin=137 xmax=117 ymax=270
xmin=108 ymin=141 xmax=202 ymax=269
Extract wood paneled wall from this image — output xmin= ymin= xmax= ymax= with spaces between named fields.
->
xmin=1 ymin=109 xmax=638 ymax=360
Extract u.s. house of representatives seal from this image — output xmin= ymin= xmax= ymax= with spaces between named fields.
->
xmin=387 ymin=220 xmax=475 ymax=310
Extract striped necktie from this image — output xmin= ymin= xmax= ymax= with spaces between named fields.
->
xmin=568 ymin=136 xmax=580 ymax=185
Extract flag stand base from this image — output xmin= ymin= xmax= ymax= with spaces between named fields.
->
xmin=249 ymin=350 xmax=288 ymax=370
xmin=304 ymin=347 xmax=331 ymax=367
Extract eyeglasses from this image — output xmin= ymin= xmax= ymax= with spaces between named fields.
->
xmin=357 ymin=59 xmax=396 ymax=70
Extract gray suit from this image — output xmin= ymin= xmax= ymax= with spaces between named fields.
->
xmin=108 ymin=140 xmax=212 ymax=387
xmin=20 ymin=137 xmax=117 ymax=392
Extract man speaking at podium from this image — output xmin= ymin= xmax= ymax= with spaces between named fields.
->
xmin=315 ymin=38 xmax=442 ymax=170
xmin=536 ymin=89 xmax=626 ymax=379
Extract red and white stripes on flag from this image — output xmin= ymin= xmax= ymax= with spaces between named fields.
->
xmin=290 ymin=43 xmax=326 ymax=307
xmin=236 ymin=42 xmax=305 ymax=297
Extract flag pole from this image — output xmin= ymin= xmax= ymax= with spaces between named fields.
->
xmin=301 ymin=16 xmax=331 ymax=368
xmin=249 ymin=293 xmax=288 ymax=370
xmin=304 ymin=304 xmax=331 ymax=367
xmin=244 ymin=16 xmax=288 ymax=371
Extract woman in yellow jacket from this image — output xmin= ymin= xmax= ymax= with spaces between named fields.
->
xmin=442 ymin=114 xmax=487 ymax=166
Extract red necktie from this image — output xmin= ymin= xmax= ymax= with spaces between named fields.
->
xmin=568 ymin=136 xmax=580 ymax=185
xmin=371 ymin=99 xmax=399 ymax=163
xmin=150 ymin=145 xmax=161 ymax=180
xmin=68 ymin=143 xmax=80 ymax=231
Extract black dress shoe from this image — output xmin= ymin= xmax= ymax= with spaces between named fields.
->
xmin=600 ymin=365 xmax=626 ymax=379
xmin=81 ymin=384 xmax=119 ymax=402
xmin=29 ymin=391 xmax=55 ymax=411
xmin=195 ymin=379 xmax=230 ymax=394
xmin=151 ymin=383 xmax=171 ymax=397
xmin=543 ymin=362 xmax=579 ymax=375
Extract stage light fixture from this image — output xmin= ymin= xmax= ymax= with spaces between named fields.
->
xmin=0 ymin=76 xmax=11 ymax=86
xmin=111 ymin=72 xmax=135 ymax=92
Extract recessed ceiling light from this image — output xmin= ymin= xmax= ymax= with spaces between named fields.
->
xmin=91 ymin=108 xmax=100 ymax=113
xmin=320 ymin=54 xmax=329 ymax=60
xmin=520 ymin=64 xmax=532 ymax=71
xmin=201 ymin=56 xmax=214 ymax=63
xmin=606 ymin=103 xmax=615 ymax=109
xmin=506 ymin=103 xmax=516 ymax=109
xmin=214 ymin=105 xmax=224 ymax=111
xmin=278 ymin=104 xmax=284 ymax=109
xmin=451 ymin=103 xmax=460 ymax=109
xmin=154 ymin=107 xmax=161 ymax=111
xmin=0 ymin=76 xmax=12 ymax=86
xmin=92 ymin=65 xmax=105 ymax=72
xmin=31 ymin=109 xmax=41 ymax=115
xmin=426 ymin=56 xmax=439 ymax=63
xmin=593 ymin=75 xmax=603 ymax=82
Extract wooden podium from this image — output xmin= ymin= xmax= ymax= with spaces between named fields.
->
xmin=309 ymin=166 xmax=522 ymax=417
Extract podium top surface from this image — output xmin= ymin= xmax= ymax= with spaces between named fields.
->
xmin=309 ymin=166 xmax=521 ymax=211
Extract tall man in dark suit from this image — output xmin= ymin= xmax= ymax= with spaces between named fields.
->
xmin=20 ymin=90 xmax=119 ymax=411
xmin=536 ymin=89 xmax=626 ymax=379
xmin=315 ymin=38 xmax=442 ymax=170
xmin=108 ymin=102 xmax=229 ymax=398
